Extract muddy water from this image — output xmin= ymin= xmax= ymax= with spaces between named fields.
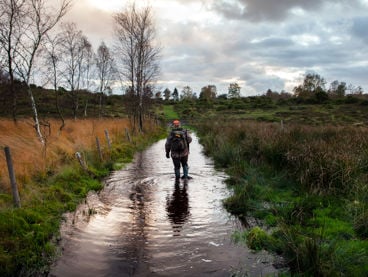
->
xmin=49 ymin=134 xmax=280 ymax=277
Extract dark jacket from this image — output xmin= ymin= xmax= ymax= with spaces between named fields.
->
xmin=165 ymin=128 xmax=192 ymax=158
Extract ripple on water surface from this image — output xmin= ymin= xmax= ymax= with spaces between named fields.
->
xmin=49 ymin=135 xmax=282 ymax=277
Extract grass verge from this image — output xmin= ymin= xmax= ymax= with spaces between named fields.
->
xmin=194 ymin=119 xmax=368 ymax=276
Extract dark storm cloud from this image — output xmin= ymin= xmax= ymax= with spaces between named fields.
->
xmin=211 ymin=0 xmax=362 ymax=22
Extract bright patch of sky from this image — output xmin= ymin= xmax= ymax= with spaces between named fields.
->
xmin=88 ymin=0 xmax=122 ymax=12
xmin=291 ymin=34 xmax=321 ymax=46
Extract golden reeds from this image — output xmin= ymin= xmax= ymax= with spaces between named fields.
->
xmin=0 ymin=118 xmax=131 ymax=192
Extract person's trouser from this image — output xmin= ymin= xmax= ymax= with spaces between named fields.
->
xmin=172 ymin=155 xmax=189 ymax=179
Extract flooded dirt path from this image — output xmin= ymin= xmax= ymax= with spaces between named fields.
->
xmin=49 ymin=134 xmax=280 ymax=276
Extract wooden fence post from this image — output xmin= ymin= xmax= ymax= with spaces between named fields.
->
xmin=104 ymin=129 xmax=112 ymax=151
xmin=96 ymin=137 xmax=103 ymax=161
xmin=4 ymin=146 xmax=21 ymax=208
xmin=75 ymin=152 xmax=88 ymax=172
xmin=125 ymin=128 xmax=131 ymax=143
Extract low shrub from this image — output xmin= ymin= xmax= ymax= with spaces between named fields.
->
xmin=354 ymin=210 xmax=368 ymax=239
xmin=246 ymin=227 xmax=276 ymax=251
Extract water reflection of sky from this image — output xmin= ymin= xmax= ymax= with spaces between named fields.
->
xmin=50 ymin=134 xmax=281 ymax=277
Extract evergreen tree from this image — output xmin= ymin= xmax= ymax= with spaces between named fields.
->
xmin=172 ymin=87 xmax=179 ymax=101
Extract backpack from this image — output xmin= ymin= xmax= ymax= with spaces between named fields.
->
xmin=170 ymin=130 xmax=187 ymax=152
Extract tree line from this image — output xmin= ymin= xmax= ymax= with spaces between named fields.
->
xmin=155 ymin=83 xmax=241 ymax=102
xmin=158 ymin=73 xmax=364 ymax=102
xmin=0 ymin=1 xmax=160 ymax=144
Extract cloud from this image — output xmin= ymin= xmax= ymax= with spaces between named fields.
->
xmin=352 ymin=16 xmax=368 ymax=43
xmin=62 ymin=0 xmax=115 ymax=46
xmin=48 ymin=0 xmax=368 ymax=95
xmin=211 ymin=0 xmax=363 ymax=22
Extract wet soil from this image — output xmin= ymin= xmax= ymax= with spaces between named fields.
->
xmin=49 ymin=134 xmax=281 ymax=277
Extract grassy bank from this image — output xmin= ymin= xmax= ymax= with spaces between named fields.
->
xmin=173 ymin=95 xmax=368 ymax=126
xmin=194 ymin=119 xmax=368 ymax=276
xmin=0 ymin=118 xmax=166 ymax=276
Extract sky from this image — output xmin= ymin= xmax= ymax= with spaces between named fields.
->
xmin=61 ymin=0 xmax=368 ymax=96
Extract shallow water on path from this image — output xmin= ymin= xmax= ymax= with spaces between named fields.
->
xmin=49 ymin=135 xmax=280 ymax=277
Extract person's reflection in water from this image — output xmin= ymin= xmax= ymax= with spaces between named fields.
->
xmin=166 ymin=181 xmax=190 ymax=236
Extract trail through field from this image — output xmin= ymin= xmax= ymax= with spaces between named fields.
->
xmin=49 ymin=134 xmax=281 ymax=277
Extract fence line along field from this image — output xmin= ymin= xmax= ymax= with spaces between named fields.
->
xmin=0 ymin=116 xmax=165 ymax=276
xmin=0 ymin=118 xmax=131 ymax=201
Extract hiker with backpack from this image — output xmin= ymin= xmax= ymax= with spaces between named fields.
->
xmin=165 ymin=120 xmax=192 ymax=181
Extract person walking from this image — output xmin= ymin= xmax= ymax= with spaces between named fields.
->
xmin=165 ymin=120 xmax=192 ymax=181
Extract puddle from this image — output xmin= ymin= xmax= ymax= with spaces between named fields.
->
xmin=49 ymin=134 xmax=282 ymax=276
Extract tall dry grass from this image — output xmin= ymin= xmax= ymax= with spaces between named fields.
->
xmin=197 ymin=119 xmax=368 ymax=195
xmin=195 ymin=119 xmax=368 ymax=275
xmin=0 ymin=117 xmax=164 ymax=276
xmin=0 ymin=118 xmax=131 ymax=193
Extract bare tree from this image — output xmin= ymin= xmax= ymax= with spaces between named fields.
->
xmin=96 ymin=41 xmax=114 ymax=94
xmin=0 ymin=47 xmax=5 ymax=71
xmin=78 ymin=36 xmax=93 ymax=118
xmin=76 ymin=36 xmax=92 ymax=91
xmin=114 ymin=3 xmax=160 ymax=132
xmin=43 ymin=33 xmax=65 ymax=130
xmin=0 ymin=0 xmax=26 ymax=121
xmin=181 ymin=85 xmax=194 ymax=100
xmin=59 ymin=22 xmax=91 ymax=119
xmin=228 ymin=83 xmax=241 ymax=98
xmin=95 ymin=41 xmax=115 ymax=117
xmin=17 ymin=0 xmax=71 ymax=144
xmin=0 ymin=0 xmax=71 ymax=143
xmin=81 ymin=37 xmax=94 ymax=117
xmin=83 ymin=38 xmax=94 ymax=92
